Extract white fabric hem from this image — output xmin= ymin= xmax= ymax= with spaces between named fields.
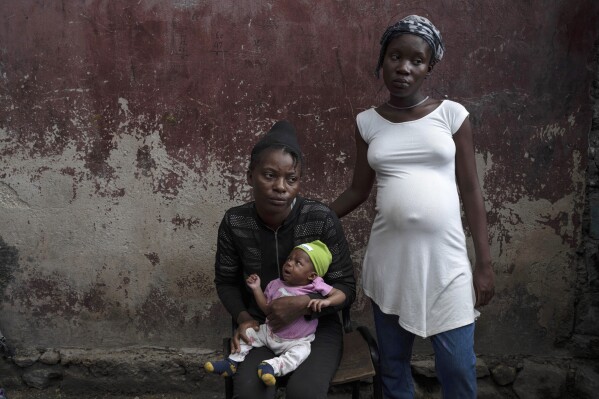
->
xmin=365 ymin=291 xmax=479 ymax=338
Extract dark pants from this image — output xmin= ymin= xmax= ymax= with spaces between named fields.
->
xmin=232 ymin=313 xmax=342 ymax=399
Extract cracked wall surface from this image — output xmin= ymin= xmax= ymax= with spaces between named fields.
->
xmin=0 ymin=0 xmax=598 ymax=355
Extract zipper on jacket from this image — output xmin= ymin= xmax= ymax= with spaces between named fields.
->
xmin=261 ymin=197 xmax=295 ymax=281
xmin=273 ymin=229 xmax=280 ymax=279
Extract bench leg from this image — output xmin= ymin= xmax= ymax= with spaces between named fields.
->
xmin=225 ymin=376 xmax=233 ymax=399
xmin=373 ymin=373 xmax=383 ymax=399
xmin=352 ymin=381 xmax=360 ymax=399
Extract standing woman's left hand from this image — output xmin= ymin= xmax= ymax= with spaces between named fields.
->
xmin=473 ymin=260 xmax=495 ymax=307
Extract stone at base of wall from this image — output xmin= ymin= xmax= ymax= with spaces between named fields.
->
xmin=1 ymin=347 xmax=217 ymax=393
xmin=568 ymin=334 xmax=599 ymax=358
xmin=1 ymin=349 xmax=598 ymax=398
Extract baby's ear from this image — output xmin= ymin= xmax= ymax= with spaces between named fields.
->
xmin=308 ymin=272 xmax=318 ymax=281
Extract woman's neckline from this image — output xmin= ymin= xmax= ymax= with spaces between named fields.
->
xmin=373 ymin=99 xmax=446 ymax=125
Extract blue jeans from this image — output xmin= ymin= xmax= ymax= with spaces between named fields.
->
xmin=372 ymin=301 xmax=476 ymax=399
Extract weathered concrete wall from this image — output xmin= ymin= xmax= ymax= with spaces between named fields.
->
xmin=0 ymin=0 xmax=597 ymax=363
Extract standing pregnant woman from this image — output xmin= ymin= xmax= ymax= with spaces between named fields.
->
xmin=330 ymin=15 xmax=495 ymax=398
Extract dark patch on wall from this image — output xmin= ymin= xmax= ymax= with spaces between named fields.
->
xmin=471 ymin=98 xmax=583 ymax=206
xmin=0 ymin=236 xmax=19 ymax=299
xmin=82 ymin=284 xmax=108 ymax=314
xmin=137 ymin=286 xmax=187 ymax=336
xmin=175 ymin=272 xmax=214 ymax=296
xmin=10 ymin=272 xmax=111 ymax=319
xmin=136 ymin=145 xmax=156 ymax=177
xmin=84 ymin=133 xmax=117 ymax=179
xmin=486 ymin=206 xmax=521 ymax=257
xmin=572 ymin=35 xmax=599 ymax=357
xmin=171 ymin=214 xmax=200 ymax=231
xmin=58 ymin=167 xmax=84 ymax=202
xmin=93 ymin=181 xmax=126 ymax=198
xmin=538 ymin=211 xmax=576 ymax=247
xmin=204 ymin=301 xmax=234 ymax=340
xmin=476 ymin=285 xmax=554 ymax=354
xmin=154 ymin=170 xmax=182 ymax=199
xmin=12 ymin=274 xmax=79 ymax=318
xmin=144 ymin=252 xmax=160 ymax=266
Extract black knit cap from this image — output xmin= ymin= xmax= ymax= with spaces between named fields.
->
xmin=250 ymin=120 xmax=303 ymax=162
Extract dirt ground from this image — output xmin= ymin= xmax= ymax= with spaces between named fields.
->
xmin=3 ymin=387 xmax=360 ymax=399
xmin=4 ymin=391 xmax=214 ymax=399
xmin=5 ymin=390 xmax=232 ymax=399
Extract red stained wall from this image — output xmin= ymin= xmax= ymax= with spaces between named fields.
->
xmin=0 ymin=0 xmax=598 ymax=355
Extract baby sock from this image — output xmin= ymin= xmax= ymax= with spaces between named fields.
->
xmin=204 ymin=358 xmax=237 ymax=377
xmin=257 ymin=361 xmax=276 ymax=386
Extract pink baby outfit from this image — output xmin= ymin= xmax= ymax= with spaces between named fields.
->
xmin=229 ymin=277 xmax=333 ymax=376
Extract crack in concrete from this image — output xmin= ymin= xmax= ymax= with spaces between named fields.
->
xmin=0 ymin=182 xmax=30 ymax=209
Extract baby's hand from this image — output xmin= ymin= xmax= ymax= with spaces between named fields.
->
xmin=308 ymin=298 xmax=331 ymax=312
xmin=246 ymin=274 xmax=261 ymax=290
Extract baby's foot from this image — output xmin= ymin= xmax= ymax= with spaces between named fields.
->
xmin=257 ymin=362 xmax=276 ymax=386
xmin=204 ymin=359 xmax=237 ymax=377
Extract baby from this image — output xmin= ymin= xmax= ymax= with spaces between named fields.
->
xmin=204 ymin=240 xmax=346 ymax=385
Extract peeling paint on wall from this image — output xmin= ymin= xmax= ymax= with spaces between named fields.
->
xmin=0 ymin=0 xmax=597 ymax=354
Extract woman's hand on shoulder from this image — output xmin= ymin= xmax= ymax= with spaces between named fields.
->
xmin=330 ymin=126 xmax=375 ymax=218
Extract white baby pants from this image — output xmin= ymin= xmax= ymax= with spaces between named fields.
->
xmin=229 ymin=324 xmax=315 ymax=376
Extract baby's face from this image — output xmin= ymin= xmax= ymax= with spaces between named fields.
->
xmin=281 ymin=248 xmax=316 ymax=286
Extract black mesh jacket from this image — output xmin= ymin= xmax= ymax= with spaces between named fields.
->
xmin=215 ymin=196 xmax=356 ymax=323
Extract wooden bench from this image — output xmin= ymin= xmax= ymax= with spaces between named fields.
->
xmin=223 ymin=308 xmax=382 ymax=399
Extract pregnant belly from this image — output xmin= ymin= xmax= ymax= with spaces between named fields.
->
xmin=376 ymin=176 xmax=460 ymax=233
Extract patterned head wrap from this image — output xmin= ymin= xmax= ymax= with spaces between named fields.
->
xmin=375 ymin=15 xmax=445 ymax=77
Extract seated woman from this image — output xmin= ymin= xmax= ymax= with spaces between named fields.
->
xmin=214 ymin=120 xmax=356 ymax=399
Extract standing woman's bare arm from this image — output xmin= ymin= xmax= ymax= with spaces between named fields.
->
xmin=453 ymin=117 xmax=495 ymax=307
xmin=330 ymin=126 xmax=376 ymax=218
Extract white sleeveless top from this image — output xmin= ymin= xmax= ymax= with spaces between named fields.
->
xmin=358 ymin=100 xmax=479 ymax=337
